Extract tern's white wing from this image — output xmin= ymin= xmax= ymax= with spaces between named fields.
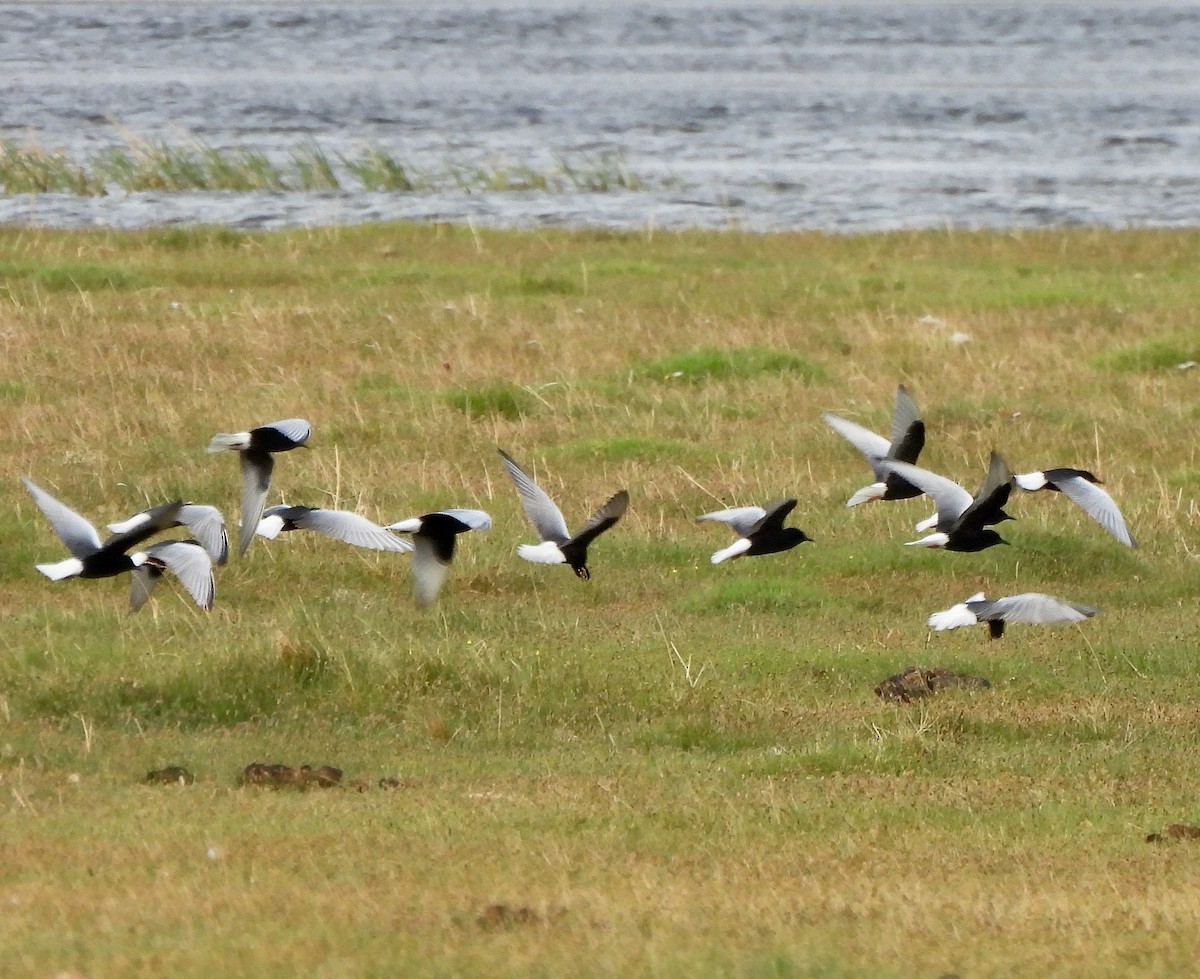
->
xmin=1052 ymin=476 xmax=1136 ymax=548
xmin=238 ymin=453 xmax=274 ymax=556
xmin=411 ymin=535 xmax=451 ymax=608
xmin=878 ymin=459 xmax=973 ymax=528
xmin=263 ymin=418 xmax=312 ymax=445
xmin=498 ymin=450 xmax=571 ymax=543
xmin=968 ymin=593 xmax=1099 ymax=625
xmin=178 ymin=504 xmax=229 ymax=565
xmin=696 ymin=506 xmax=767 ymax=538
xmin=436 ymin=508 xmax=493 ymax=531
xmin=22 ymin=477 xmax=102 ymax=558
xmin=890 ymin=386 xmax=922 ymax=453
xmin=133 ymin=541 xmax=215 ymax=611
xmin=823 ymin=413 xmax=891 ymax=475
xmin=294 ymin=509 xmax=413 ymax=552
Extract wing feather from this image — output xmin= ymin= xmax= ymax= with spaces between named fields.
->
xmin=968 ymin=593 xmax=1099 ymax=625
xmin=263 ymin=418 xmax=312 ymax=445
xmin=1052 ymin=475 xmax=1136 ymax=547
xmin=293 ymin=508 xmax=413 ymax=552
xmin=238 ymin=452 xmax=273 ymax=556
xmin=877 ymin=459 xmax=973 ymax=528
xmin=178 ymin=504 xmax=229 ymax=565
xmin=823 ymin=413 xmax=892 ymax=477
xmin=571 ymin=490 xmax=629 ymax=547
xmin=889 ymin=386 xmax=923 ymax=457
xmin=498 ymin=449 xmax=571 ymax=543
xmin=135 ymin=541 xmax=215 ymax=611
xmin=696 ymin=505 xmax=767 ymax=538
xmin=435 ymin=508 xmax=493 ymax=531
xmin=954 ymin=452 xmax=1013 ymax=530
xmin=22 ymin=477 xmax=103 ymax=558
xmin=411 ymin=535 xmax=451 ymax=608
xmin=750 ymin=498 xmax=797 ymax=535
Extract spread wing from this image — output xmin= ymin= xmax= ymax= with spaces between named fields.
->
xmin=751 ymin=498 xmax=798 ymax=535
xmin=696 ymin=505 xmax=767 ymax=538
xmin=878 ymin=459 xmax=973 ymax=529
xmin=23 ymin=477 xmax=103 ymax=558
xmin=498 ymin=449 xmax=570 ymax=543
xmin=238 ymin=451 xmax=274 ymax=556
xmin=410 ymin=534 xmax=452 ymax=608
xmin=436 ymin=508 xmax=493 ymax=532
xmin=292 ymin=508 xmax=413 ymax=552
xmin=132 ymin=541 xmax=215 ymax=611
xmin=570 ymin=490 xmax=629 ymax=548
xmin=967 ymin=593 xmax=1099 ymax=625
xmin=263 ymin=418 xmax=311 ymax=445
xmin=178 ymin=504 xmax=229 ymax=565
xmin=889 ymin=386 xmax=925 ymax=464
xmin=955 ymin=452 xmax=1012 ymax=531
xmin=892 ymin=383 xmax=926 ymax=465
xmin=1052 ymin=474 xmax=1135 ymax=547
xmin=823 ymin=413 xmax=891 ymax=478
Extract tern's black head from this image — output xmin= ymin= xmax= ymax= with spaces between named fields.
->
xmin=780 ymin=528 xmax=813 ymax=548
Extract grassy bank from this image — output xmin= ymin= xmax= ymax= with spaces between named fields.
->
xmin=1 ymin=224 xmax=1198 ymax=977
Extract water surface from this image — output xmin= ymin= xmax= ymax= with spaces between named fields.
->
xmin=2 ymin=2 xmax=1198 ymax=231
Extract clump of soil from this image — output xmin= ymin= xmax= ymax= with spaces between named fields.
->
xmin=239 ymin=762 xmax=343 ymax=789
xmin=875 ymin=666 xmax=992 ymax=702
xmin=1146 ymin=824 xmax=1200 ymax=843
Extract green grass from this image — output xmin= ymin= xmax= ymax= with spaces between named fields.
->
xmin=1 ymin=224 xmax=1199 ymax=978
xmin=1092 ymin=332 xmax=1200 ymax=372
xmin=632 ymin=346 xmax=828 ymax=384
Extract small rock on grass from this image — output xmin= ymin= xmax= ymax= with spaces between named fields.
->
xmin=875 ymin=666 xmax=992 ymax=703
xmin=143 ymin=766 xmax=195 ymax=785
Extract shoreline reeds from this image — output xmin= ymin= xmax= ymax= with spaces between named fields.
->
xmin=0 ymin=136 xmax=644 ymax=197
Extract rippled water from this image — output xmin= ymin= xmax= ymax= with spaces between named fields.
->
xmin=2 ymin=2 xmax=1198 ymax=231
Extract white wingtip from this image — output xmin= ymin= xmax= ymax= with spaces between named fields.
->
xmin=711 ymin=537 xmax=753 ymax=565
xmin=107 ymin=514 xmax=150 ymax=535
xmin=913 ymin=512 xmax=939 ymax=533
xmin=207 ymin=431 xmax=250 ymax=453
xmin=36 ymin=558 xmax=84 ymax=581
xmin=255 ymin=514 xmax=286 ymax=540
xmin=928 ymin=603 xmax=979 ymax=631
xmin=846 ymin=483 xmax=886 ymax=507
xmin=517 ymin=541 xmax=567 ymax=565
xmin=386 ymin=518 xmax=422 ymax=533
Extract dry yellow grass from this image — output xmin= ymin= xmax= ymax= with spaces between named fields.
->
xmin=0 ymin=224 xmax=1198 ymax=977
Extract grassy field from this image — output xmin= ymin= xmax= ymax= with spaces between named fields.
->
xmin=1 ymin=223 xmax=1198 ymax=978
